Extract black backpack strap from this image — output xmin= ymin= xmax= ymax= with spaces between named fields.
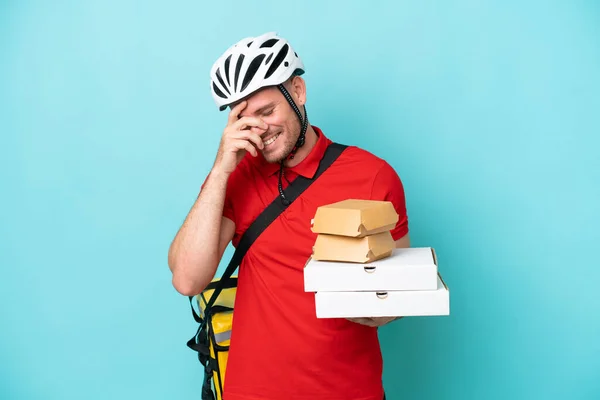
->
xmin=187 ymin=142 xmax=348 ymax=334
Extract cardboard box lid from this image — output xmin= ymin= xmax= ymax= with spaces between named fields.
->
xmin=311 ymin=199 xmax=399 ymax=237
xmin=304 ymin=247 xmax=439 ymax=292
xmin=312 ymin=231 xmax=395 ymax=263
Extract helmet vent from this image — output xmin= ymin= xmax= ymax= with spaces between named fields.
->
xmin=234 ymin=54 xmax=245 ymax=91
xmin=224 ymin=55 xmax=232 ymax=86
xmin=241 ymin=54 xmax=266 ymax=92
xmin=260 ymin=38 xmax=278 ymax=48
xmin=264 ymin=44 xmax=289 ymax=79
xmin=215 ymin=68 xmax=230 ymax=95
xmin=212 ymin=82 xmax=227 ymax=99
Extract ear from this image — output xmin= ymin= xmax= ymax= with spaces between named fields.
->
xmin=289 ymin=76 xmax=307 ymax=106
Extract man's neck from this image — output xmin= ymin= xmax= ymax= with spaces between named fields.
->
xmin=284 ymin=125 xmax=318 ymax=168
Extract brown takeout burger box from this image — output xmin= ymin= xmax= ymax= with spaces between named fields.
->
xmin=311 ymin=199 xmax=399 ymax=238
xmin=312 ymin=231 xmax=396 ymax=263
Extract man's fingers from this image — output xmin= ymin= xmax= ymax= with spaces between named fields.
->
xmin=234 ymin=116 xmax=268 ymax=131
xmin=228 ymin=101 xmax=247 ymax=125
xmin=245 ymin=142 xmax=258 ymax=157
xmin=346 ymin=317 xmax=398 ymax=327
xmin=347 ymin=318 xmax=376 ymax=327
xmin=243 ymin=132 xmax=264 ymax=150
xmin=231 ymin=130 xmax=264 ymax=150
xmin=234 ymin=140 xmax=257 ymax=157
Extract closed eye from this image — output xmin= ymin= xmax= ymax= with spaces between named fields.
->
xmin=262 ymin=108 xmax=274 ymax=116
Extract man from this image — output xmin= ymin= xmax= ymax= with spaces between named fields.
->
xmin=169 ymin=32 xmax=410 ymax=400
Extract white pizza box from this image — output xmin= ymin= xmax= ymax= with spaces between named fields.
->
xmin=304 ymin=247 xmax=439 ymax=292
xmin=314 ymin=273 xmax=450 ymax=318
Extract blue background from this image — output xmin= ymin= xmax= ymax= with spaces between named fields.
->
xmin=1 ymin=1 xmax=599 ymax=399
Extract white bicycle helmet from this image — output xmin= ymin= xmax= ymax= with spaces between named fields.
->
xmin=210 ymin=32 xmax=305 ymax=111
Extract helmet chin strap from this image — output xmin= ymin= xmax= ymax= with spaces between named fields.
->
xmin=277 ymin=83 xmax=308 ymax=159
xmin=275 ymin=83 xmax=309 ymax=204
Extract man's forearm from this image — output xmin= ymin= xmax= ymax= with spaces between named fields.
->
xmin=168 ymin=169 xmax=230 ymax=295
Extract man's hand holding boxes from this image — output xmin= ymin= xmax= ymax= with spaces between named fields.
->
xmin=304 ymin=199 xmax=450 ymax=319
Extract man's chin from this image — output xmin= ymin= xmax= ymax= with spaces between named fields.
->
xmin=263 ymin=154 xmax=285 ymax=164
xmin=263 ymin=147 xmax=291 ymax=164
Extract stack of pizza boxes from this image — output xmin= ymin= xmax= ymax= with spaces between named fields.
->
xmin=304 ymin=199 xmax=450 ymax=319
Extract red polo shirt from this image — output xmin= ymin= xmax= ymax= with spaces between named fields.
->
xmin=220 ymin=126 xmax=408 ymax=400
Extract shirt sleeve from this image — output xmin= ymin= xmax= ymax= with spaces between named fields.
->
xmin=370 ymin=161 xmax=409 ymax=241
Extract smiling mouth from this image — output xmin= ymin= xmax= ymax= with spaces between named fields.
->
xmin=263 ymin=133 xmax=281 ymax=147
